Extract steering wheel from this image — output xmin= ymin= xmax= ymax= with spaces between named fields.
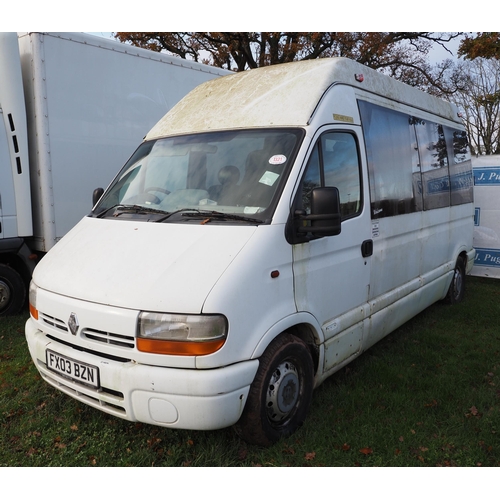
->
xmin=146 ymin=186 xmax=170 ymax=195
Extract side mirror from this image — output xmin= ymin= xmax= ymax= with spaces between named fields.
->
xmin=92 ymin=187 xmax=104 ymax=208
xmin=310 ymin=187 xmax=342 ymax=235
xmin=298 ymin=187 xmax=342 ymax=237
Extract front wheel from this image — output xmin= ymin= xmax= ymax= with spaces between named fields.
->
xmin=445 ymin=257 xmax=466 ymax=304
xmin=236 ymin=334 xmax=314 ymax=446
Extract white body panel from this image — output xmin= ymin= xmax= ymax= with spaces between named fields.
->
xmin=26 ymin=58 xmax=475 ymax=433
xmin=15 ymin=32 xmax=229 ymax=252
xmin=0 ymin=33 xmax=31 ymax=239
xmin=471 ymin=154 xmax=500 ymax=278
xmin=35 ymin=217 xmax=257 ymax=314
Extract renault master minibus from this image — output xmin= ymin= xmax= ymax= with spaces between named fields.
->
xmin=26 ymin=58 xmax=475 ymax=446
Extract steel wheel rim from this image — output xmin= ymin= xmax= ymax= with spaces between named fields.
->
xmin=0 ymin=279 xmax=11 ymax=312
xmin=265 ymin=360 xmax=300 ymax=423
xmin=453 ymin=267 xmax=463 ymax=300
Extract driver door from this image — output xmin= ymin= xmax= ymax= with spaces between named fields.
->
xmin=291 ymin=129 xmax=372 ymax=372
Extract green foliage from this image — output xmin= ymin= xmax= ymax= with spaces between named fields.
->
xmin=1 ymin=276 xmax=499 ymax=466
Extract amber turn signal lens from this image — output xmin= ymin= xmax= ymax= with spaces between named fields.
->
xmin=137 ymin=337 xmax=225 ymax=356
xmin=29 ymin=303 xmax=38 ymax=320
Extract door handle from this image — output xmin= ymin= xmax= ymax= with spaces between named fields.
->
xmin=361 ymin=239 xmax=373 ymax=257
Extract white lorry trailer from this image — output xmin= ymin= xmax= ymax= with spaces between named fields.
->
xmin=0 ymin=32 xmax=229 ymax=315
xmin=26 ymin=57 xmax=475 ymax=446
xmin=471 ymin=154 xmax=500 ymax=278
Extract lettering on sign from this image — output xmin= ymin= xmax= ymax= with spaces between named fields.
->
xmin=333 ymin=113 xmax=354 ymax=123
xmin=474 ymin=167 xmax=500 ymax=185
xmin=474 ymin=248 xmax=500 ymax=268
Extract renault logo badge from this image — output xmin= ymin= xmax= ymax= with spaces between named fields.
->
xmin=68 ymin=312 xmax=79 ymax=336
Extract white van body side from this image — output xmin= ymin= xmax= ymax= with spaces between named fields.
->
xmin=25 ymin=58 xmax=475 ymax=445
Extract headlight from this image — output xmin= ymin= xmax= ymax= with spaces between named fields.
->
xmin=29 ymin=281 xmax=38 ymax=320
xmin=137 ymin=312 xmax=227 ymax=356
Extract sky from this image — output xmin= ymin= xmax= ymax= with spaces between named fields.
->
xmin=429 ymin=35 xmax=464 ymax=64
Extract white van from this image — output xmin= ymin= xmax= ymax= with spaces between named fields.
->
xmin=26 ymin=58 xmax=475 ymax=446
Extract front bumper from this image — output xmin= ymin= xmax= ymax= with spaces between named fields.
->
xmin=26 ymin=317 xmax=258 ymax=430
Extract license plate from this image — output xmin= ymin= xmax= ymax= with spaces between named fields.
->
xmin=46 ymin=349 xmax=100 ymax=389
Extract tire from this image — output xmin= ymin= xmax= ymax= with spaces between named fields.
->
xmin=235 ymin=334 xmax=314 ymax=446
xmin=445 ymin=257 xmax=466 ymax=304
xmin=0 ymin=264 xmax=26 ymax=316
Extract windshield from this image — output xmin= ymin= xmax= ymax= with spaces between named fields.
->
xmin=94 ymin=129 xmax=303 ymax=223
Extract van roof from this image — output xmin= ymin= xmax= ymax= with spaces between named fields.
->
xmin=146 ymin=57 xmax=460 ymax=140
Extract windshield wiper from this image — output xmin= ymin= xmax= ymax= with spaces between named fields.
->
xmin=179 ymin=209 xmax=262 ymax=224
xmin=96 ymin=206 xmax=263 ymax=224
xmin=95 ymin=204 xmax=168 ymax=218
xmin=155 ymin=208 xmax=204 ymax=223
xmin=154 ymin=208 xmax=262 ymax=224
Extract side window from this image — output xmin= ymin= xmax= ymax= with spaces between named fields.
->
xmin=445 ymin=127 xmax=473 ymax=206
xmin=298 ymin=132 xmax=362 ymax=220
xmin=300 ymin=143 xmax=321 ymax=214
xmin=358 ymin=100 xmax=471 ymax=218
xmin=322 ymin=133 xmax=362 ymax=217
xmin=359 ymin=100 xmax=419 ymax=218
xmin=415 ymin=121 xmax=450 ymax=210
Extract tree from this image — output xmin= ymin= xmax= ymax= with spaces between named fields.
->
xmin=459 ymin=33 xmax=500 ymax=60
xmin=451 ymin=58 xmax=500 ymax=155
xmin=114 ymin=32 xmax=461 ymax=91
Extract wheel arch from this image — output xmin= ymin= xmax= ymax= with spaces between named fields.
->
xmin=451 ymin=244 xmax=471 ymax=273
xmin=461 ymin=248 xmax=476 ymax=276
xmin=251 ymin=312 xmax=323 ymax=375
xmin=458 ymin=249 xmax=468 ymax=266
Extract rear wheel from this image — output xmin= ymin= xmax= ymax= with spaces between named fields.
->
xmin=236 ymin=334 xmax=314 ymax=446
xmin=0 ymin=264 xmax=26 ymax=316
xmin=445 ymin=257 xmax=466 ymax=304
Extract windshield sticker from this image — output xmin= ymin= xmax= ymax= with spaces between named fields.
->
xmin=244 ymin=206 xmax=260 ymax=214
xmin=259 ymin=171 xmax=280 ymax=186
xmin=268 ymin=154 xmax=287 ymax=165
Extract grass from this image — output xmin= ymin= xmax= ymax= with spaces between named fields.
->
xmin=1 ymin=276 xmax=499 ymax=466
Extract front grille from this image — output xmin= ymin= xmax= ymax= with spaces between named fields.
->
xmin=39 ymin=309 xmax=136 ymax=352
xmin=83 ymin=328 xmax=135 ymax=349
xmin=46 ymin=334 xmax=132 ymax=363
xmin=41 ymin=312 xmax=68 ymax=332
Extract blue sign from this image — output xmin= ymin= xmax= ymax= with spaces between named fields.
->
xmin=474 ymin=247 xmax=500 ymax=268
xmin=473 ymin=167 xmax=500 ymax=185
